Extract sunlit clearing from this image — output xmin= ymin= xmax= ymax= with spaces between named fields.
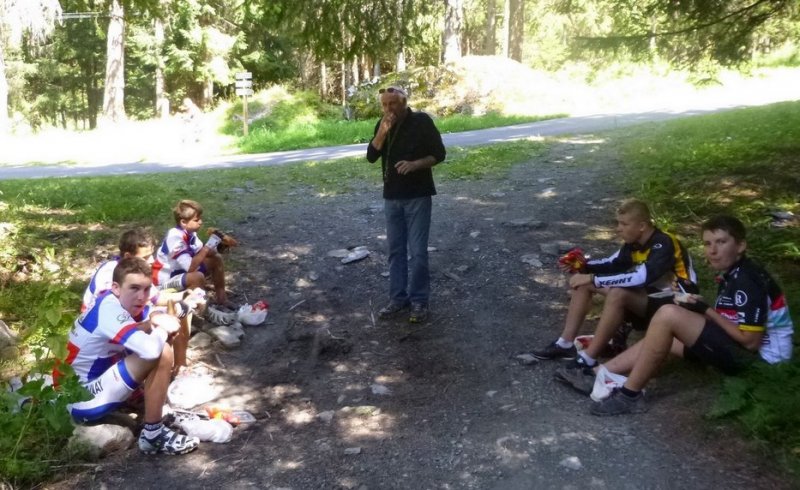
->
xmin=554 ymin=136 xmax=607 ymax=145
xmin=274 ymin=459 xmax=305 ymax=470
xmin=527 ymin=430 xmax=600 ymax=451
xmin=536 ymin=187 xmax=558 ymax=199
xmin=374 ymin=373 xmax=406 ymax=384
xmin=287 ymin=244 xmax=312 ymax=255
xmin=265 ymin=384 xmax=302 ymax=404
xmin=283 ymin=405 xmax=315 ymax=426
xmin=495 ymin=435 xmax=531 ymax=466
xmin=18 ymin=203 xmax=78 ymax=216
xmin=585 ymin=224 xmax=615 ymax=241
xmin=337 ymin=409 xmax=396 ymax=439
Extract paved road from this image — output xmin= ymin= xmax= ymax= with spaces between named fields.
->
xmin=0 ymin=102 xmax=788 ymax=181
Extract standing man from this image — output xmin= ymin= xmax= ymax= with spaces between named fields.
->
xmin=366 ymin=86 xmax=446 ymax=323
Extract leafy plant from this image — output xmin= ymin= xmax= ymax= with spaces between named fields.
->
xmin=0 ymin=284 xmax=90 ymax=487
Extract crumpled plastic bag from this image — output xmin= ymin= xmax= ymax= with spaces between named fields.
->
xmin=179 ymin=418 xmax=233 ymax=443
xmin=590 ymin=365 xmax=629 ymax=402
xmin=237 ymin=301 xmax=268 ymax=326
xmin=168 ymin=371 xmax=221 ymax=408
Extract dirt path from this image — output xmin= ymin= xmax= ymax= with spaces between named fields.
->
xmin=52 ymin=137 xmax=789 ymax=489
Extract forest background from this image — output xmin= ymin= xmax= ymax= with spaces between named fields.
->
xmin=1 ymin=0 xmax=799 ymax=135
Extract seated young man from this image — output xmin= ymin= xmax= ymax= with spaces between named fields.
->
xmin=530 ymin=199 xmax=697 ymax=376
xmin=589 ymin=215 xmax=794 ymax=415
xmin=64 ymin=257 xmax=200 ymax=455
xmin=152 ymin=199 xmax=229 ymax=306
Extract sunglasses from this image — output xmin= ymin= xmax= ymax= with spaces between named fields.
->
xmin=379 ymin=87 xmax=407 ymax=97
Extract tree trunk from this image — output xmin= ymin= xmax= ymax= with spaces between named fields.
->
xmin=443 ymin=0 xmax=464 ymax=64
xmin=361 ymin=54 xmax=370 ymax=82
xmin=340 ymin=60 xmax=346 ymax=105
xmin=102 ymin=0 xmax=126 ymax=124
xmin=484 ymin=0 xmax=496 ymax=55
xmin=373 ymin=60 xmax=381 ymax=78
xmin=320 ymin=61 xmax=328 ymax=100
xmin=154 ymin=15 xmax=168 ymax=118
xmin=396 ymin=50 xmax=406 ymax=72
xmin=351 ymin=57 xmax=359 ymax=86
xmin=501 ymin=0 xmax=510 ymax=58
xmin=508 ymin=0 xmax=524 ymax=61
xmin=0 ymin=43 xmax=9 ymax=133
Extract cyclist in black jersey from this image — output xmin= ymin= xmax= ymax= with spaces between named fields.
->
xmin=529 ymin=199 xmax=698 ymax=380
xmin=591 ymin=215 xmax=794 ymax=415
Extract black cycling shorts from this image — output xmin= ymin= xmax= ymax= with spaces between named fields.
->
xmin=627 ymin=295 xmax=675 ymax=331
xmin=684 ymin=320 xmax=758 ymax=375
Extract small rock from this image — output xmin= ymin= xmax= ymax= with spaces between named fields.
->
xmin=427 ymin=246 xmax=438 ymax=252
xmin=188 ymin=332 xmax=213 ymax=349
xmin=520 ymin=254 xmax=543 ymax=267
xmin=469 ymin=231 xmax=480 ymax=238
xmin=317 ymin=410 xmax=335 ymax=423
xmin=309 ymin=271 xmax=319 ymax=281
xmin=342 ymin=249 xmax=370 ymax=264
xmin=344 ymin=447 xmax=362 ymax=455
xmin=0 ymin=341 xmax=19 ymax=360
xmin=514 ymin=353 xmax=538 ymax=365
xmin=486 ymin=390 xmax=498 ymax=398
xmin=380 ymin=271 xmax=390 ymax=277
xmin=0 ymin=320 xmax=18 ymax=349
xmin=68 ymin=424 xmax=134 ymax=459
xmin=559 ymin=455 xmax=582 ymax=470
xmin=489 ymin=191 xmax=506 ymax=198
xmin=370 ymin=384 xmax=391 ymax=395
xmin=503 ymin=219 xmax=545 ymax=229
xmin=337 ymin=395 xmax=346 ymax=404
xmin=209 ymin=326 xmax=242 ymax=348
xmin=455 ymin=265 xmax=469 ymax=273
xmin=443 ymin=271 xmax=462 ymax=281
xmin=327 ymin=248 xmax=350 ymax=258
xmin=770 ymin=211 xmax=795 ymax=220
xmin=472 ymin=247 xmax=480 ymax=252
xmin=540 ymin=241 xmax=576 ymax=255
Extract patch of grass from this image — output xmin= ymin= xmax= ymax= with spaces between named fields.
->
xmin=615 ymin=100 xmax=800 ymax=474
xmin=222 ymin=87 xmax=558 ymax=154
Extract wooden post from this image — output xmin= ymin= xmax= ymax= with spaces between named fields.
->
xmin=243 ymin=95 xmax=249 ymax=136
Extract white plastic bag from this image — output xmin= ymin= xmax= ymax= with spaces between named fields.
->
xmin=179 ymin=418 xmax=233 ymax=443
xmin=237 ymin=301 xmax=268 ymax=326
xmin=590 ymin=365 xmax=628 ymax=402
xmin=167 ymin=372 xmax=221 ymax=408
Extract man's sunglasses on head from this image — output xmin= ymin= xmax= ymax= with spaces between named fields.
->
xmin=379 ymin=87 xmax=407 ymax=97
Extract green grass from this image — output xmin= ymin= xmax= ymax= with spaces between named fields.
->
xmin=222 ymin=89 xmax=561 ymax=154
xmin=615 ymin=100 xmax=800 ymax=475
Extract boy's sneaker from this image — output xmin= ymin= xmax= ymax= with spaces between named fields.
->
xmin=138 ymin=426 xmax=200 ymax=455
xmin=377 ymin=302 xmax=410 ymax=320
xmin=590 ymin=388 xmax=647 ymax=416
xmin=531 ymin=341 xmax=577 ymax=360
xmin=408 ymin=303 xmax=429 ymax=323
xmin=554 ymin=358 xmax=596 ymax=395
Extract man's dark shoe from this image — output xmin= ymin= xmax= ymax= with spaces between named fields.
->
xmin=531 ymin=341 xmax=577 ymax=360
xmin=408 ymin=303 xmax=429 ymax=323
xmin=590 ymin=388 xmax=647 ymax=416
xmin=554 ymin=357 xmax=596 ymax=395
xmin=378 ymin=302 xmax=410 ymax=320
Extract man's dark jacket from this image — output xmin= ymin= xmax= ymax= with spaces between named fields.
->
xmin=366 ymin=108 xmax=446 ymax=199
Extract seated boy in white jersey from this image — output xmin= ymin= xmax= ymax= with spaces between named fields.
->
xmin=590 ymin=215 xmax=794 ymax=415
xmin=152 ymin=199 xmax=229 ymax=306
xmin=82 ymin=227 xmax=203 ymax=374
xmin=64 ymin=257 xmax=200 ymax=455
xmin=81 ymin=228 xmax=158 ymax=312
